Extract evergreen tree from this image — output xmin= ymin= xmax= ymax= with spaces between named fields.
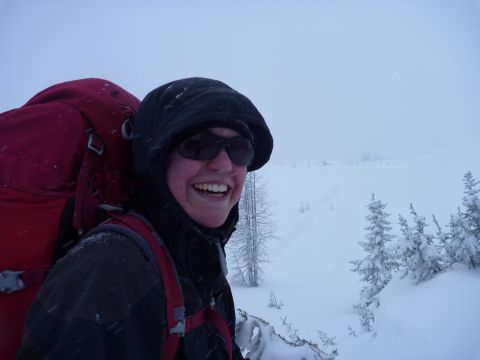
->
xmin=228 ymin=172 xmax=275 ymax=287
xmin=462 ymin=172 xmax=480 ymax=242
xmin=398 ymin=205 xmax=443 ymax=283
xmin=351 ymin=194 xmax=395 ymax=332
xmin=299 ymin=201 xmax=311 ymax=213
xmin=448 ymin=172 xmax=480 ymax=269
xmin=352 ymin=303 xmax=376 ymax=335
xmin=351 ymin=194 xmax=396 ymax=299
xmin=448 ymin=209 xmax=471 ymax=267
xmin=432 ymin=214 xmax=453 ymax=267
xmin=397 ymin=214 xmax=414 ymax=277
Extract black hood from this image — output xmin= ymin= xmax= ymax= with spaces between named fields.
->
xmin=131 ymin=78 xmax=273 ymax=287
xmin=133 ymin=77 xmax=273 ymax=175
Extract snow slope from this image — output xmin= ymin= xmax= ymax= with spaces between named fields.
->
xmin=1 ymin=0 xmax=480 ymax=359
xmin=232 ymin=145 xmax=480 ymax=359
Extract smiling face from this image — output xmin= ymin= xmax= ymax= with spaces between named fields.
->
xmin=165 ymin=127 xmax=248 ymax=228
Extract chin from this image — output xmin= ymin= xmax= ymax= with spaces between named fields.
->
xmin=194 ymin=214 xmax=228 ymax=228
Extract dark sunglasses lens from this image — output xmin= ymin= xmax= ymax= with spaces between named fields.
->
xmin=177 ymin=132 xmax=220 ymax=160
xmin=178 ymin=132 xmax=254 ymax=165
xmin=227 ymin=138 xmax=254 ymax=165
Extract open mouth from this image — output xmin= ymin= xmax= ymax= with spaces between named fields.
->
xmin=193 ymin=183 xmax=230 ymax=197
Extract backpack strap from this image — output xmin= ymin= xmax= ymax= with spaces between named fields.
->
xmin=97 ymin=212 xmax=233 ymax=360
xmin=185 ymin=305 xmax=233 ymax=359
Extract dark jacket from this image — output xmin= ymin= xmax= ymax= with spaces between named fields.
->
xmin=18 ymin=78 xmax=272 ymax=359
xmin=17 ymin=229 xmax=243 ymax=359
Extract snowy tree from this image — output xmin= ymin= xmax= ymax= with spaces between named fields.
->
xmin=267 ymin=291 xmax=284 ymax=309
xmin=462 ymin=172 xmax=480 ymax=247
xmin=447 ymin=172 xmax=480 ymax=269
xmin=299 ymin=201 xmax=310 ymax=213
xmin=432 ymin=214 xmax=453 ymax=267
xmin=235 ymin=310 xmax=335 ymax=360
xmin=463 ymin=171 xmax=480 ymax=235
xmin=397 ymin=214 xmax=414 ymax=272
xmin=351 ymin=194 xmax=396 ymax=300
xmin=448 ymin=209 xmax=472 ymax=267
xmin=352 ymin=303 xmax=376 ymax=335
xmin=449 ymin=209 xmax=480 ymax=269
xmin=450 ymin=210 xmax=480 ymax=269
xmin=397 ymin=205 xmax=443 ymax=283
xmin=228 ymin=172 xmax=276 ymax=287
xmin=350 ymin=194 xmax=395 ymax=332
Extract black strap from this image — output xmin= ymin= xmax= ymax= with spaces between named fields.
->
xmin=52 ymin=198 xmax=78 ymax=263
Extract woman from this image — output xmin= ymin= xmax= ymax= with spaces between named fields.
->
xmin=18 ymin=77 xmax=273 ymax=359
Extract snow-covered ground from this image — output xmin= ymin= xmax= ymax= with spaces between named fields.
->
xmin=1 ymin=0 xmax=480 ymax=359
xmin=232 ymin=145 xmax=480 ymax=359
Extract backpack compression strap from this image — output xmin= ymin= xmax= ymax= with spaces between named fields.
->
xmin=0 ymin=269 xmax=48 ymax=293
xmin=101 ymin=213 xmax=233 ymax=360
xmin=183 ymin=305 xmax=233 ymax=358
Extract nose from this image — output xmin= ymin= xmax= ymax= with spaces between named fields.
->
xmin=207 ymin=148 xmax=232 ymax=173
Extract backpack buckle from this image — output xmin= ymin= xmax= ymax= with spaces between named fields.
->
xmin=0 ymin=270 xmax=25 ymax=293
xmin=169 ymin=320 xmax=185 ymax=337
xmin=121 ymin=117 xmax=134 ymax=140
xmin=87 ymin=133 xmax=104 ymax=156
xmin=169 ymin=306 xmax=186 ymax=336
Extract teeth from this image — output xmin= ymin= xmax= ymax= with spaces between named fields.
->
xmin=194 ymin=183 xmax=228 ymax=193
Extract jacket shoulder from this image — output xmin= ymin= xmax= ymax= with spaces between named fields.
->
xmin=18 ymin=231 xmax=166 ymax=360
xmin=38 ymin=231 xmax=160 ymax=323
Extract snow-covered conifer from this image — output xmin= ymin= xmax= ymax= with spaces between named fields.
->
xmin=462 ymin=172 xmax=480 ymax=242
xmin=397 ymin=214 xmax=414 ymax=278
xmin=446 ymin=172 xmax=480 ymax=269
xmin=352 ymin=303 xmax=376 ymax=335
xmin=299 ymin=201 xmax=307 ymax=213
xmin=449 ymin=209 xmax=480 ymax=269
xmin=228 ymin=172 xmax=276 ymax=287
xmin=351 ymin=194 xmax=395 ymax=332
xmin=432 ymin=214 xmax=453 ymax=267
xmin=398 ymin=205 xmax=443 ymax=283
xmin=351 ymin=194 xmax=396 ymax=298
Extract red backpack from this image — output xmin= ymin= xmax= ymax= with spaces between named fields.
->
xmin=0 ymin=78 xmax=140 ymax=359
xmin=0 ymin=79 xmax=233 ymax=360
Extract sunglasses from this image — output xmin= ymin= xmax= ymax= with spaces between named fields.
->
xmin=177 ymin=131 xmax=254 ymax=166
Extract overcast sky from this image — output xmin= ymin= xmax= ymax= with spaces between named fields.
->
xmin=1 ymin=0 xmax=479 ymax=164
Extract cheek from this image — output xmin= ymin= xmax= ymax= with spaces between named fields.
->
xmin=166 ymin=154 xmax=196 ymax=201
xmin=233 ymin=169 xmax=248 ymax=202
xmin=166 ymin=169 xmax=180 ymax=204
